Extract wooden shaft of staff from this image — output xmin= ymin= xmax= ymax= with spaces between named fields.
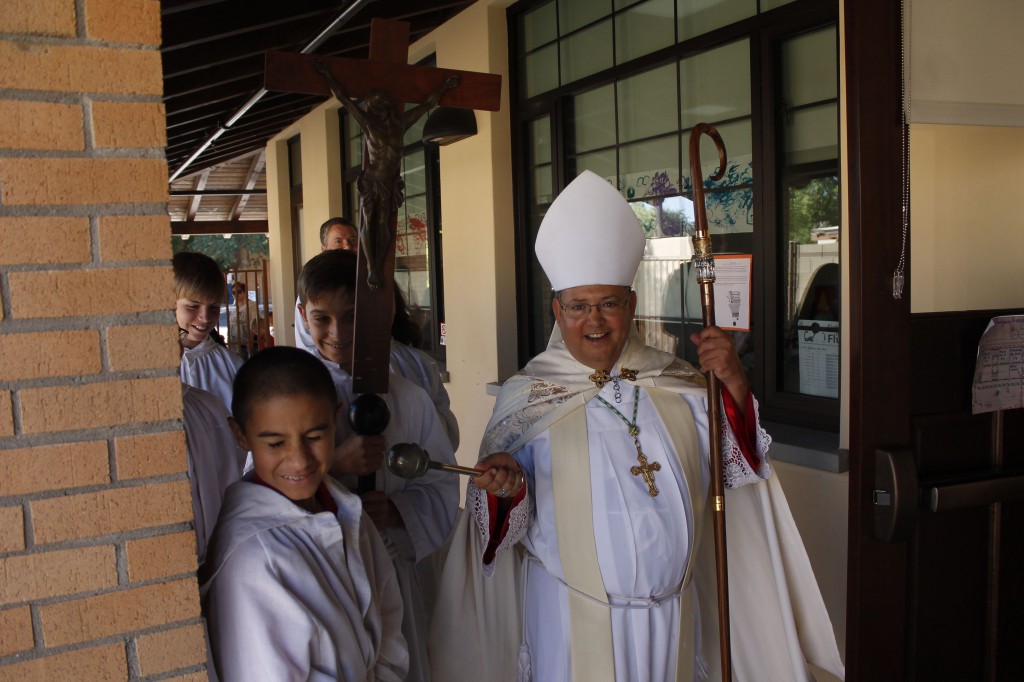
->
xmin=688 ymin=122 xmax=732 ymax=681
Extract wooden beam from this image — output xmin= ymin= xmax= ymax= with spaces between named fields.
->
xmin=231 ymin=150 xmax=266 ymax=220
xmin=171 ymin=220 xmax=268 ymax=235
xmin=264 ymin=50 xmax=502 ymax=111
xmin=171 ymin=189 xmax=267 ymax=197
xmin=187 ymin=169 xmax=210 ymax=221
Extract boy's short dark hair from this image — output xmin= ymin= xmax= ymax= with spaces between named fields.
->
xmin=232 ymin=346 xmax=337 ymax=429
xmin=297 ymin=249 xmax=358 ymax=306
xmin=173 ymin=251 xmax=226 ymax=303
xmin=319 ymin=216 xmax=356 ymax=247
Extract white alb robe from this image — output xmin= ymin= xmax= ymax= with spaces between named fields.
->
xmin=308 ymin=347 xmax=459 ymax=682
xmin=181 ymin=384 xmax=246 ymax=564
xmin=179 ymin=336 xmax=243 ymax=411
xmin=390 ymin=340 xmax=460 ymax=451
xmin=201 ymin=476 xmax=408 ymax=682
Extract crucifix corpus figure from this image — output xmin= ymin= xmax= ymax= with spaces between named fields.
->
xmin=317 ymin=60 xmax=459 ymax=291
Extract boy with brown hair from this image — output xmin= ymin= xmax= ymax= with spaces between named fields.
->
xmin=296 ymin=248 xmax=458 ymax=682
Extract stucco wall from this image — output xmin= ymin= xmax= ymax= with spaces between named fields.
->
xmin=910 ymin=124 xmax=1024 ymax=313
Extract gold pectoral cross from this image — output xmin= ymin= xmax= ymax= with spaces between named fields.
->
xmin=629 ymin=438 xmax=661 ymax=497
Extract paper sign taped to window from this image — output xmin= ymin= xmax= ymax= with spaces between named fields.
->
xmin=798 ymin=319 xmax=840 ymax=399
xmin=972 ymin=315 xmax=1024 ymax=414
xmin=713 ymin=254 xmax=752 ymax=332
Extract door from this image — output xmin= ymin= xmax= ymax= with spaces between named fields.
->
xmin=844 ymin=1 xmax=1024 ymax=679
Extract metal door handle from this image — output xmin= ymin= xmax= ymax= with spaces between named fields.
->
xmin=929 ymin=474 xmax=1024 ymax=511
xmin=873 ymin=447 xmax=918 ymax=543
xmin=874 ymin=447 xmax=1024 ymax=542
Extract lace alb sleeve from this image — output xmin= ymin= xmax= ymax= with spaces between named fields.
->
xmin=468 ymin=482 xmax=534 ymax=578
xmin=722 ymin=394 xmax=772 ymax=489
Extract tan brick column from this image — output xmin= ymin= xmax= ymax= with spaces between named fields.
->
xmin=0 ymin=1 xmax=208 ymax=678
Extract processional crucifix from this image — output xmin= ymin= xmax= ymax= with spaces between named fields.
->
xmin=264 ymin=18 xmax=501 ymax=484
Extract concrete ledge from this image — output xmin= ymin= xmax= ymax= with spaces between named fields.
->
xmin=763 ymin=421 xmax=848 ymax=473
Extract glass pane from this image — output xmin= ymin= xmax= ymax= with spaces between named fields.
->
xmin=533 ymin=164 xmax=554 ymax=205
xmin=397 ymin=194 xmax=429 ymax=258
xmin=559 ymin=0 xmax=612 ymax=34
xmin=778 ymin=24 xmax=840 ymax=398
xmin=569 ymin=150 xmax=617 ymax=184
xmin=678 ymin=0 xmax=755 ymax=41
xmin=614 ymin=0 xmax=645 ymax=9
xmin=571 ymin=84 xmax=616 ymax=153
xmin=521 ymin=2 xmax=557 ymax=52
xmin=617 ymin=62 xmax=678 ymax=143
xmin=702 ymin=186 xmax=754 ymax=234
xmin=782 ymin=27 xmax=837 ymax=106
xmin=404 ymin=103 xmax=428 ymax=146
xmin=633 ymin=243 xmax=698 ymax=357
xmin=630 ymin=193 xmax=693 ymax=238
xmin=560 ymin=19 xmax=613 ymax=84
xmin=680 ymin=39 xmax=750 ymax=128
xmin=615 ymin=0 xmax=675 ymax=64
xmin=785 ymin=103 xmax=838 ymax=165
xmin=402 ymin=149 xmax=427 ymax=197
xmin=530 ymin=118 xmax=551 ymax=165
xmin=681 ymin=118 xmax=752 ymax=193
xmin=347 ymin=127 xmax=363 ymax=169
xmin=780 ymin=176 xmax=841 ymax=397
xmin=524 ymin=44 xmax=560 ymax=98
xmin=348 ymin=183 xmax=359 ymax=220
xmin=619 ymin=135 xmax=680 ymax=201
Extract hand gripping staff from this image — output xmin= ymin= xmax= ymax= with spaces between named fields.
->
xmin=689 ymin=122 xmax=732 ymax=681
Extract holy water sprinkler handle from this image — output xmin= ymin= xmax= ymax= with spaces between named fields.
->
xmin=347 ymin=393 xmax=390 ymax=494
xmin=387 ymin=442 xmax=483 ymax=479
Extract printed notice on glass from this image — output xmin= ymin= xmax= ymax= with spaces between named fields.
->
xmin=798 ymin=320 xmax=840 ymax=398
xmin=972 ymin=315 xmax=1024 ymax=414
xmin=713 ymin=254 xmax=752 ymax=332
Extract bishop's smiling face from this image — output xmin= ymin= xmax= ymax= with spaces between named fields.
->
xmin=552 ymin=284 xmax=636 ymax=372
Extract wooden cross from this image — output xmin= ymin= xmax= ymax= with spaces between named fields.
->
xmin=264 ymin=18 xmax=501 ymax=394
xmin=630 ymin=449 xmax=661 ymax=497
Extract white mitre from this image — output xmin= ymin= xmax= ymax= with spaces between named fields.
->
xmin=535 ymin=170 xmax=645 ymax=291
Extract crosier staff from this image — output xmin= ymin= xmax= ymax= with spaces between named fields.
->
xmin=688 ymin=122 xmax=732 ymax=680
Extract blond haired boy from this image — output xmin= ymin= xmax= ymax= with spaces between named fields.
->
xmin=174 ymin=251 xmax=243 ymax=410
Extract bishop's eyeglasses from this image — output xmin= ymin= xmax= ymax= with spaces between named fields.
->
xmin=557 ymin=293 xmax=631 ymax=320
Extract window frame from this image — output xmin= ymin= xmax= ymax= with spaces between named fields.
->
xmin=508 ymin=0 xmax=841 ymax=430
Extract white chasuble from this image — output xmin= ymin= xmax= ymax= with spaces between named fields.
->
xmin=514 ymin=382 xmax=708 ymax=681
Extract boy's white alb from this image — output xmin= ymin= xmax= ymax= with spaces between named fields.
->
xmin=535 ymin=170 xmax=645 ymax=291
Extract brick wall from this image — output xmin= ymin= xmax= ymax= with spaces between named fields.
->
xmin=0 ymin=1 xmax=208 ymax=679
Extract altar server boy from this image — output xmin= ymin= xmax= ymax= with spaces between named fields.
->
xmin=201 ymin=346 xmax=408 ymax=682
xmin=296 ymin=249 xmax=458 ymax=682
xmin=174 ymin=251 xmax=243 ymax=410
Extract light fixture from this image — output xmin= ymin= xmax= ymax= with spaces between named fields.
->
xmin=422 ymin=107 xmax=477 ymax=146
xmin=181 ymin=234 xmax=190 ymax=240
xmin=223 ymin=233 xmax=233 ymax=239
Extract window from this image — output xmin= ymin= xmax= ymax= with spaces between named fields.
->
xmin=340 ymin=58 xmax=448 ymax=365
xmin=510 ymin=0 xmax=839 ymax=429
